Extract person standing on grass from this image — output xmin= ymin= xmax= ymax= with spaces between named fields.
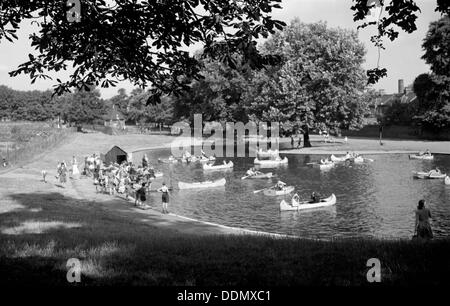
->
xmin=41 ymin=170 xmax=47 ymax=183
xmin=157 ymin=182 xmax=170 ymax=214
xmin=297 ymin=134 xmax=302 ymax=149
xmin=58 ymin=162 xmax=68 ymax=186
xmin=414 ymin=199 xmax=433 ymax=241
xmin=135 ymin=182 xmax=146 ymax=207
xmin=290 ymin=135 xmax=294 ymax=149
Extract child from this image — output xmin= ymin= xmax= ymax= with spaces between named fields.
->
xmin=41 ymin=170 xmax=47 ymax=183
xmin=135 ymin=183 xmax=146 ymax=207
xmin=157 ymin=182 xmax=170 ymax=214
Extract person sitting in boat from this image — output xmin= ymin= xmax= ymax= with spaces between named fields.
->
xmin=275 ymin=180 xmax=287 ymax=190
xmin=425 ymin=149 xmax=431 ymax=156
xmin=311 ymin=192 xmax=320 ymax=203
xmin=246 ymin=168 xmax=256 ymax=176
xmin=223 ymin=160 xmax=227 ymax=165
xmin=292 ymin=193 xmax=300 ymax=207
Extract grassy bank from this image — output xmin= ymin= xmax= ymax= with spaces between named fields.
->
xmin=0 ymin=190 xmax=449 ymax=286
xmin=0 ymin=122 xmax=73 ymax=170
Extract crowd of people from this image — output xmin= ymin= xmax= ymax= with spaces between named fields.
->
xmin=51 ymin=152 xmax=170 ymax=212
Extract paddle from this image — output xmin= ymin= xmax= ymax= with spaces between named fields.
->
xmin=241 ymin=175 xmax=249 ymax=180
xmin=253 ymin=186 xmax=273 ymax=194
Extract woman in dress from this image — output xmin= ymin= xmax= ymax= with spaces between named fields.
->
xmin=71 ymin=155 xmax=80 ymax=179
xmin=414 ymin=199 xmax=433 ymax=241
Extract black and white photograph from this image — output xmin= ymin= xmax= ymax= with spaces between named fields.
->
xmin=0 ymin=0 xmax=450 ymax=302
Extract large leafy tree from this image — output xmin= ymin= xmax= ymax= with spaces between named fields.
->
xmin=244 ymin=20 xmax=371 ymax=146
xmin=413 ymin=16 xmax=450 ymax=130
xmin=351 ymin=0 xmax=450 ymax=84
xmin=174 ymin=55 xmax=251 ymax=124
xmin=0 ymin=0 xmax=285 ymax=100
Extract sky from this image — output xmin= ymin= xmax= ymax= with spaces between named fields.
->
xmin=0 ymin=0 xmax=442 ymax=99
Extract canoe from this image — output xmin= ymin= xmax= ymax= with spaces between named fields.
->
xmin=241 ymin=172 xmax=273 ymax=180
xmin=413 ymin=171 xmax=447 ymax=179
xmin=280 ymin=194 xmax=336 ymax=211
xmin=158 ymin=158 xmax=178 ymax=164
xmin=263 ymin=185 xmax=294 ymax=196
xmin=203 ymin=161 xmax=233 ymax=170
xmin=178 ymin=178 xmax=226 ymax=189
xmin=445 ymin=176 xmax=450 ymax=185
xmin=330 ymin=154 xmax=349 ymax=162
xmin=311 ymin=162 xmax=334 ymax=170
xmin=254 ymin=156 xmax=288 ymax=165
xmin=409 ymin=154 xmax=434 ymax=160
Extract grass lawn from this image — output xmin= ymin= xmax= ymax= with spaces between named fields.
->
xmin=1 ymin=189 xmax=449 ymax=286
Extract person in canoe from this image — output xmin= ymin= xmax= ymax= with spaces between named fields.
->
xmin=414 ymin=199 xmax=433 ymax=241
xmin=275 ymin=180 xmax=287 ymax=190
xmin=311 ymin=192 xmax=320 ymax=203
xmin=246 ymin=167 xmax=257 ymax=177
xmin=291 ymin=193 xmax=300 ymax=207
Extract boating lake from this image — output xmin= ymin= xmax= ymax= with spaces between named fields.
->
xmin=135 ymin=149 xmax=450 ymax=240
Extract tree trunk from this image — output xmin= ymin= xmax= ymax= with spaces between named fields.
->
xmin=303 ymin=124 xmax=312 ymax=147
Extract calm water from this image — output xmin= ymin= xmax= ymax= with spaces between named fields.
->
xmin=134 ymin=149 xmax=450 ymax=239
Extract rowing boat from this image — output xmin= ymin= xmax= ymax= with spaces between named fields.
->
xmin=445 ymin=176 xmax=450 ymax=185
xmin=203 ymin=161 xmax=234 ymax=170
xmin=158 ymin=158 xmax=178 ymax=164
xmin=409 ymin=154 xmax=434 ymax=160
xmin=413 ymin=171 xmax=447 ymax=179
xmin=280 ymin=194 xmax=336 ymax=211
xmin=178 ymin=178 xmax=226 ymax=189
xmin=263 ymin=185 xmax=294 ymax=196
xmin=254 ymin=157 xmax=288 ymax=166
xmin=241 ymin=172 xmax=273 ymax=180
xmin=154 ymin=171 xmax=163 ymax=178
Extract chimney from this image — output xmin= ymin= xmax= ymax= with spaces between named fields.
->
xmin=398 ymin=79 xmax=404 ymax=94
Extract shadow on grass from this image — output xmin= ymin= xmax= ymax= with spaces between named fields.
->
xmin=1 ymin=192 xmax=450 ymax=286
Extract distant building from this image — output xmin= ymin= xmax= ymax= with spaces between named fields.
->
xmin=372 ymin=79 xmax=417 ymax=118
xmin=103 ymin=105 xmax=126 ymax=130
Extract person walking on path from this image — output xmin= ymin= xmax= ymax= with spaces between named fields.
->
xmin=157 ymin=182 xmax=170 ymax=214
xmin=414 ymin=199 xmax=433 ymax=241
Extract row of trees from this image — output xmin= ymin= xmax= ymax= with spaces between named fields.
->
xmin=0 ymin=85 xmax=107 ymax=125
xmin=0 ymin=20 xmax=375 ymax=139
